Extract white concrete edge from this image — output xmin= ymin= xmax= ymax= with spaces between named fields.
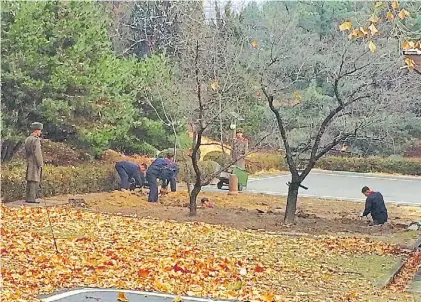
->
xmin=41 ymin=288 xmax=228 ymax=302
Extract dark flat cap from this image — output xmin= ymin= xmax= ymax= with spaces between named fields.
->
xmin=31 ymin=122 xmax=43 ymax=130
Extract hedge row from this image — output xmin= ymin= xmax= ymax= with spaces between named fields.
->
xmin=204 ymin=151 xmax=421 ymax=176
xmin=2 ymin=153 xmax=420 ymax=202
xmin=315 ymin=156 xmax=421 ymax=175
xmin=0 ymin=160 xmax=219 ymax=202
xmin=1 ymin=164 xmax=118 ymax=202
xmin=203 ymin=151 xmax=286 ymax=173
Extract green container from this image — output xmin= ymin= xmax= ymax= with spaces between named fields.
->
xmin=233 ymin=166 xmax=248 ymax=191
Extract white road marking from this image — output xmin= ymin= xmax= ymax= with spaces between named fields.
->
xmin=41 ymin=288 xmax=226 ymax=302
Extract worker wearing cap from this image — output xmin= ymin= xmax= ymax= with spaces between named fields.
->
xmin=231 ymin=128 xmax=248 ymax=170
xmin=25 ymin=122 xmax=44 ymax=203
xmin=146 ymin=153 xmax=178 ymax=202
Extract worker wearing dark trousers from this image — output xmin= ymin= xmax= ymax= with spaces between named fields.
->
xmin=162 ymin=161 xmax=179 ymax=192
xmin=146 ymin=158 xmax=168 ymax=202
xmin=146 ymin=156 xmax=178 ymax=202
xmin=115 ymin=161 xmax=145 ymax=190
xmin=360 ymin=186 xmax=388 ymax=225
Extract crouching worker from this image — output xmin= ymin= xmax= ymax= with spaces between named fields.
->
xmin=360 ymin=186 xmax=388 ymax=225
xmin=146 ymin=154 xmax=178 ymax=202
xmin=115 ymin=161 xmax=145 ymax=190
xmin=129 ymin=163 xmax=148 ymax=191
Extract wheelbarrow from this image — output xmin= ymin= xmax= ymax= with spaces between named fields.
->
xmin=217 ymin=166 xmax=248 ymax=191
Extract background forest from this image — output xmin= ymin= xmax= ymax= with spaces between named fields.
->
xmin=1 ymin=0 xmax=420 ymax=159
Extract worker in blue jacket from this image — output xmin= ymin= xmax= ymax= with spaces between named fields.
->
xmin=115 ymin=161 xmax=145 ymax=190
xmin=360 ymin=186 xmax=388 ymax=225
xmin=146 ymin=154 xmax=178 ymax=202
xmin=162 ymin=159 xmax=179 ymax=192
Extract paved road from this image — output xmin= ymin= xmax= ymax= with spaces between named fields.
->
xmin=40 ymin=288 xmax=227 ymax=302
xmin=206 ymin=170 xmax=421 ymax=206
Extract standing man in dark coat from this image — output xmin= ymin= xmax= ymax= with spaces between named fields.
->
xmin=25 ymin=122 xmax=44 ymax=203
xmin=360 ymin=186 xmax=388 ymax=225
xmin=115 ymin=161 xmax=145 ymax=190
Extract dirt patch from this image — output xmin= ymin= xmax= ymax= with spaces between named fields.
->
xmin=42 ymin=190 xmax=421 ymax=246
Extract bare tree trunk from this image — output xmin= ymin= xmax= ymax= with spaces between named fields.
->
xmin=284 ymin=181 xmax=299 ymax=223
xmin=189 ymin=184 xmax=201 ymax=216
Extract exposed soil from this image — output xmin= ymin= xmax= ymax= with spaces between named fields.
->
xmin=9 ymin=189 xmax=418 ymax=246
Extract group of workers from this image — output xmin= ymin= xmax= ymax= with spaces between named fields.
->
xmin=114 ymin=153 xmax=179 ymax=202
xmin=24 ymin=122 xmax=388 ymax=225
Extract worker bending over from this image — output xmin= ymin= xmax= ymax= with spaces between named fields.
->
xmin=162 ymin=158 xmax=179 ymax=192
xmin=360 ymin=186 xmax=388 ymax=225
xmin=115 ymin=161 xmax=146 ymax=190
xmin=146 ymin=154 xmax=179 ymax=202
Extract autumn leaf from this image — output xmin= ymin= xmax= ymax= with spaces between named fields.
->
xmin=345 ymin=291 xmax=357 ymax=300
xmin=368 ymin=41 xmax=377 ymax=53
xmin=405 ymin=58 xmax=416 ymax=70
xmin=117 ymin=292 xmax=129 ymax=302
xmin=173 ymin=295 xmax=182 ymax=302
xmin=138 ymin=268 xmax=151 ymax=278
xmin=293 ymin=91 xmax=301 ymax=100
xmin=402 ymin=41 xmax=413 ymax=50
xmin=251 ymin=40 xmax=258 ymax=48
xmin=261 ymin=293 xmax=275 ymax=302
xmin=375 ymin=2 xmax=383 ymax=8
xmin=369 ymin=15 xmax=380 ymax=23
xmin=255 ymin=264 xmax=265 ymax=272
xmin=227 ymin=280 xmax=243 ymax=291
xmin=339 ymin=21 xmax=352 ymax=31
xmin=387 ymin=11 xmax=394 ymax=21
xmin=369 ymin=24 xmax=378 ymax=36
xmin=392 ymin=0 xmax=399 ymax=9
xmin=398 ymin=9 xmax=409 ymax=20
xmin=210 ymin=81 xmax=219 ymax=91
xmin=359 ymin=27 xmax=369 ymax=37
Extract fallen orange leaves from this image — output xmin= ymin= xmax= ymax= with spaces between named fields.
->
xmin=0 ymin=206 xmax=417 ymax=302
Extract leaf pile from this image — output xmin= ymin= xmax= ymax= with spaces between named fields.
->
xmin=0 ymin=206 xmax=416 ymax=302
xmin=388 ymin=250 xmax=421 ymax=292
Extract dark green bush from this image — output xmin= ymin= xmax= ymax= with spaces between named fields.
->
xmin=1 ymin=164 xmax=118 ymax=202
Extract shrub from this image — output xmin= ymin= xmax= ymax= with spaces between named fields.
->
xmin=100 ymin=149 xmax=153 ymax=167
xmin=13 ymin=139 xmax=91 ymax=166
xmin=1 ymin=163 xmax=118 ymax=202
xmin=177 ymin=160 xmax=220 ymax=184
xmin=315 ymin=156 xmax=421 ymax=175
xmin=203 ymin=151 xmax=230 ymax=166
xmin=246 ymin=152 xmax=286 ymax=173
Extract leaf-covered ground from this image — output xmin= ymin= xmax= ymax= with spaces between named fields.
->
xmin=42 ymin=190 xmax=421 ymax=245
xmin=1 ymin=204 xmax=419 ymax=302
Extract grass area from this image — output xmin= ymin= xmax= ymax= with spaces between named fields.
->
xmin=327 ymin=254 xmax=403 ymax=282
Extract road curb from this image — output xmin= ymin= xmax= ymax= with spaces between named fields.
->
xmin=380 ymin=236 xmax=421 ymax=290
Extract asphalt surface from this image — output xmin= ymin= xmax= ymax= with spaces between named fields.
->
xmin=206 ymin=170 xmax=421 ymax=206
xmin=40 ymin=288 xmax=227 ymax=302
